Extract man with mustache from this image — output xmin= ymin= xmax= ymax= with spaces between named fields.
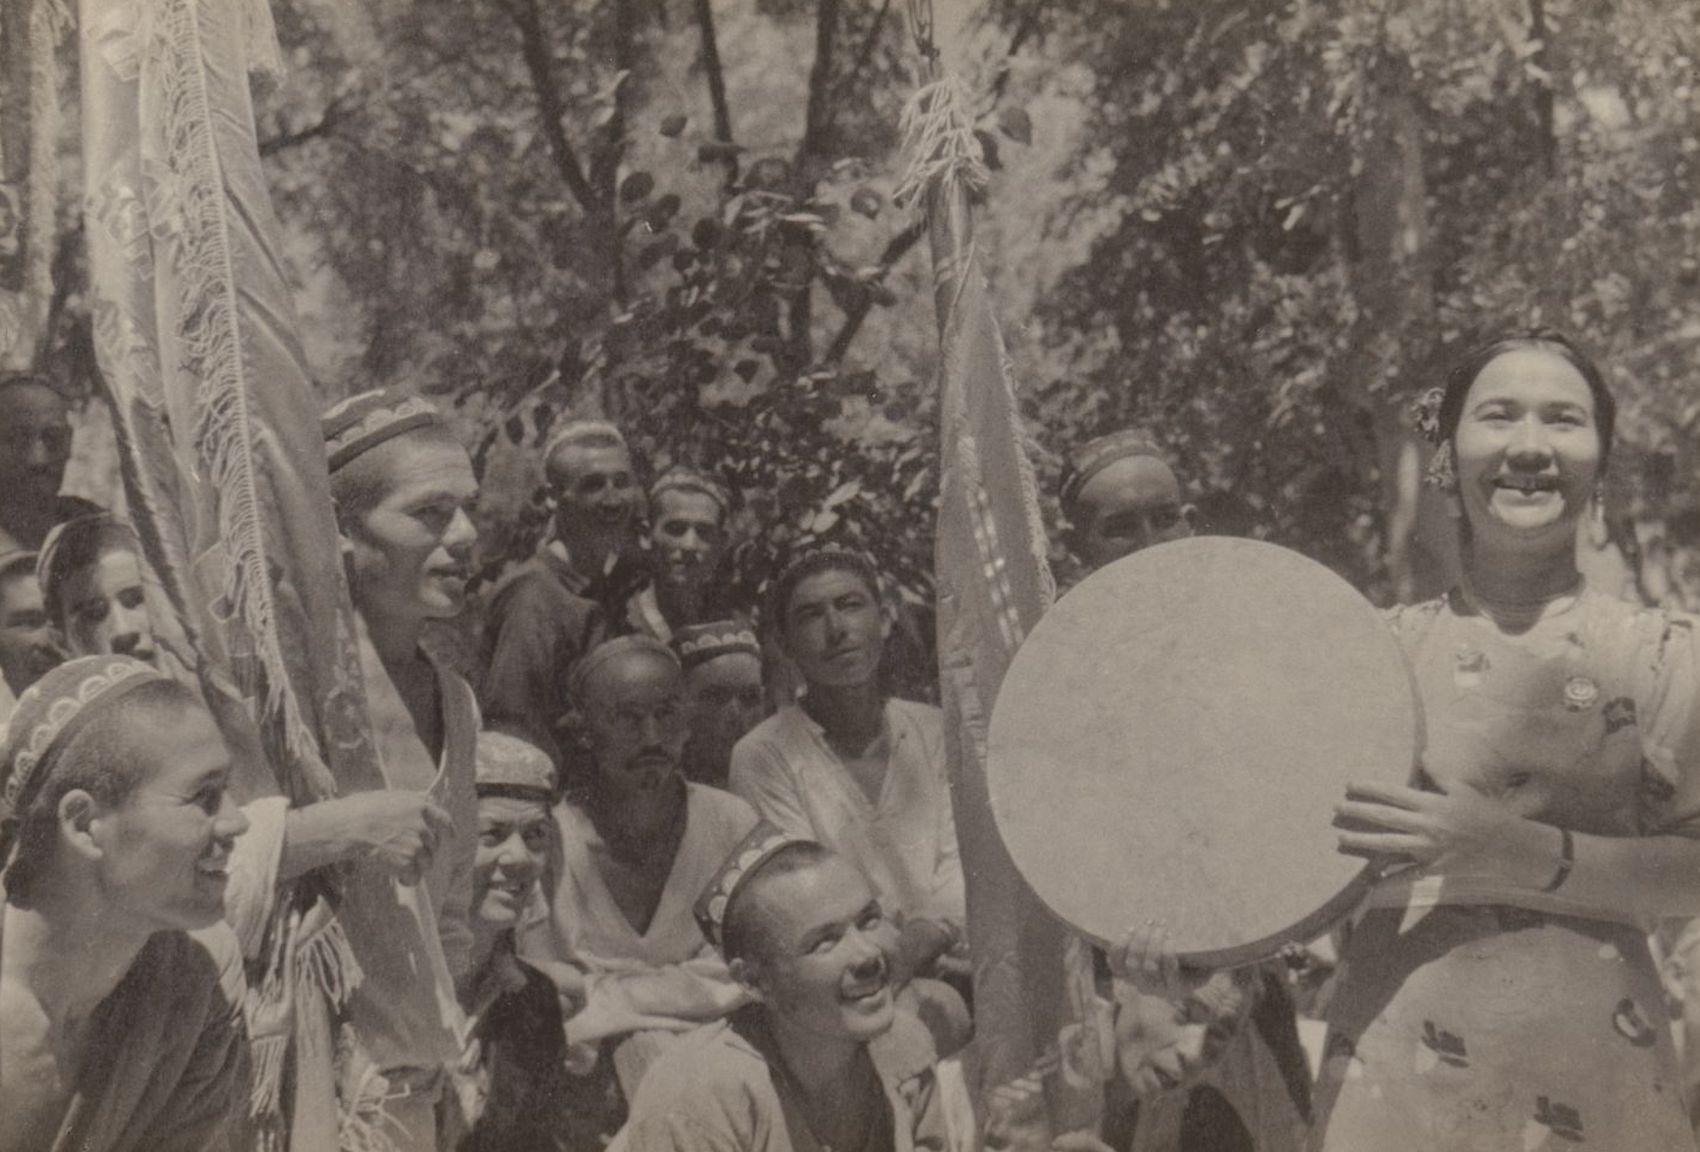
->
xmin=729 ymin=549 xmax=968 ymax=1046
xmin=482 ymin=420 xmax=644 ymax=769
xmin=520 ymin=635 xmax=759 ymax=1124
xmin=623 ymin=467 xmax=735 ymax=643
xmin=0 ymin=373 xmax=99 ymax=558
xmin=614 ymin=827 xmax=949 ymax=1151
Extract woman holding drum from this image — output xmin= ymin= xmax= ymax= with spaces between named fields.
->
xmin=1314 ymin=331 xmax=1700 ymax=1150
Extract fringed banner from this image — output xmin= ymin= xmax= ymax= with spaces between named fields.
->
xmin=0 ymin=0 xmax=70 ymax=369
xmin=905 ymin=70 xmax=1112 ymax=1149
xmin=77 ymin=0 xmax=464 ymax=1145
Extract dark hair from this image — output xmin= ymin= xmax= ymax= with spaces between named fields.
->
xmin=3 ymin=678 xmax=204 ymax=907
xmin=329 ymin=423 xmax=467 ymax=529
xmin=721 ymin=839 xmax=835 ymax=964
xmin=766 ymin=549 xmax=883 ymax=637
xmin=40 ymin=518 xmax=139 ymax=629
xmin=1436 ymin=330 xmax=1617 ymax=472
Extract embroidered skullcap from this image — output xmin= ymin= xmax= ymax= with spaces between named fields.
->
xmin=649 ymin=466 xmax=729 ymax=514
xmin=475 ymin=730 xmax=557 ymax=801
xmin=0 ymin=655 xmax=167 ymax=862
xmin=568 ymin=634 xmax=680 ymax=704
xmin=694 ymin=820 xmax=814 ymax=950
xmin=671 ymin=619 xmax=761 ymax=672
xmin=768 ymin=546 xmax=882 ymax=628
xmin=320 ymin=388 xmax=446 ymax=473
xmin=37 ymin=514 xmax=138 ymax=625
xmin=1060 ymin=429 xmax=1168 ymax=513
xmin=543 ymin=419 xmax=628 ymax=465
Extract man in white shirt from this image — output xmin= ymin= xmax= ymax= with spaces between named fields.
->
xmin=729 ymin=548 xmax=967 ymax=1050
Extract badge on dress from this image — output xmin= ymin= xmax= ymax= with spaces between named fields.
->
xmin=1562 ymin=676 xmax=1599 ymax=712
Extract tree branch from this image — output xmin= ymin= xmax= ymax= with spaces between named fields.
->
xmin=693 ymin=0 xmax=738 ymax=187
xmin=829 ymin=0 xmax=893 ymax=107
xmin=502 ymin=0 xmax=599 ymax=213
xmin=823 ymin=218 xmax=925 ymax=363
xmin=605 ymin=0 xmax=638 ymax=304
xmin=990 ymin=0 xmax=1047 ymax=102
xmin=258 ymin=94 xmax=358 ymax=157
xmin=798 ymin=0 xmax=842 ymax=169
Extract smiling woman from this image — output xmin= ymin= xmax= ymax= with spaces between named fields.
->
xmin=1315 ymin=332 xmax=1700 ymax=1152
xmin=0 ymin=655 xmax=252 ymax=1151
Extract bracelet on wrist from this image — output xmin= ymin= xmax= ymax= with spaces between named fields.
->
xmin=1541 ymin=827 xmax=1574 ymax=893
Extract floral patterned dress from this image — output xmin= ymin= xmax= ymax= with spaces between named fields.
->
xmin=1312 ymin=588 xmax=1700 ymax=1152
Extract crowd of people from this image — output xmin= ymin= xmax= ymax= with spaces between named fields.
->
xmin=5 ymin=328 xmax=1700 ymax=1151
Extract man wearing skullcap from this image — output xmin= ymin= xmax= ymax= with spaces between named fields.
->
xmin=612 ymin=827 xmax=948 ymax=1152
xmin=481 ymin=419 xmax=644 ymax=768
xmin=623 ymin=466 xmax=737 ymax=643
xmin=519 ymin=634 xmax=759 ymax=1119
xmin=0 ymin=550 xmax=58 ymax=700
xmin=441 ymin=730 xmax=573 ymax=1152
xmin=0 ymin=373 xmax=100 ymax=556
xmin=321 ymin=386 xmax=486 ymax=1151
xmin=0 ymin=656 xmax=253 ymax=1151
xmin=671 ymin=619 xmax=766 ymax=789
xmin=1057 ymin=432 xmax=1310 ymax=1152
xmin=729 ymin=548 xmax=969 ymax=1053
xmin=1060 ymin=429 xmax=1195 ymax=574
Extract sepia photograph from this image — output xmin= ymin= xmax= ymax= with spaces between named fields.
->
xmin=3 ymin=0 xmax=1700 ymax=1148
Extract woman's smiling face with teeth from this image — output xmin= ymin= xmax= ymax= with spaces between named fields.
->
xmin=1452 ymin=347 xmax=1602 ymax=544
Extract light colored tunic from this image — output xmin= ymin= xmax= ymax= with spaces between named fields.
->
xmin=1312 ymin=588 xmax=1700 ymax=1151
xmin=521 ymin=782 xmax=758 ymax=1048
xmin=613 ymin=1009 xmax=948 ymax=1152
xmin=32 ymin=924 xmax=251 ymax=1152
xmin=729 ymin=700 xmax=965 ymax=932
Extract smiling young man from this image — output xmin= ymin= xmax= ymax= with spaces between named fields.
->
xmin=0 ymin=656 xmax=252 ymax=1152
xmin=442 ymin=729 xmax=572 ymax=1152
xmin=482 ymin=420 xmax=644 ymax=768
xmin=614 ymin=828 xmax=948 ymax=1151
xmin=729 ymin=549 xmax=967 ymax=1030
xmin=624 ymin=467 xmax=734 ymax=643
xmin=519 ymin=635 xmax=759 ymax=1117
xmin=321 ymin=387 xmax=487 ymax=1151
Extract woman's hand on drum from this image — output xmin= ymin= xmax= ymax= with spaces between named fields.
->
xmin=1335 ymin=781 xmax=1551 ymax=886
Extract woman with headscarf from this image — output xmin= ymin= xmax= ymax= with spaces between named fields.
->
xmin=0 ymin=655 xmax=252 ymax=1151
xmin=1314 ymin=331 xmax=1700 ymax=1149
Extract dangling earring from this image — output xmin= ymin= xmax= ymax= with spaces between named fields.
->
xmin=1589 ymin=484 xmax=1609 ymax=546
xmin=1424 ymin=442 xmax=1458 ymax=496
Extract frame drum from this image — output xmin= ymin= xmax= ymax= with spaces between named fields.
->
xmin=987 ymin=537 xmax=1417 ymax=967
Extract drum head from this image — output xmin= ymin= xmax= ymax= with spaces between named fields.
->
xmin=987 ymin=537 xmax=1416 ymax=967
